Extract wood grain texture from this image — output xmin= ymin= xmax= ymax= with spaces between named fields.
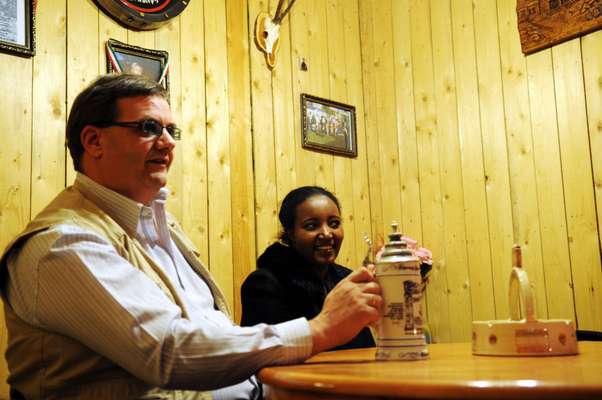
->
xmin=497 ymin=0 xmax=549 ymax=320
xmin=392 ymin=0 xmax=422 ymax=240
xmin=249 ymin=0 xmax=279 ymax=255
xmin=204 ymin=0 xmax=234 ymax=308
xmin=430 ymin=0 xmax=473 ymax=342
xmin=358 ymin=0 xmax=384 ymax=241
xmin=552 ymin=39 xmax=602 ymax=330
xmin=180 ymin=0 xmax=209 ymax=258
xmin=473 ymin=0 xmax=515 ymax=321
xmin=370 ymin=0 xmax=402 ymax=236
xmin=327 ymin=0 xmax=355 ymax=267
xmin=526 ymin=49 xmax=575 ymax=320
xmin=260 ymin=342 xmax=602 ymax=399
xmin=66 ymin=0 xmax=100 ymax=185
xmin=0 ymin=50 xmax=33 ymax=400
xmin=451 ymin=0 xmax=495 ymax=326
xmin=31 ymin=0 xmax=67 ymax=217
xmin=227 ymin=0 xmax=257 ymax=322
xmin=156 ymin=19 xmax=184 ymax=224
xmin=582 ymin=30 xmax=602 ymax=265
xmin=343 ymin=0 xmax=372 ymax=267
xmin=409 ymin=0 xmax=450 ymax=342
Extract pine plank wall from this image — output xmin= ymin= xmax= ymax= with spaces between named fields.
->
xmin=0 ymin=0 xmax=601 ymax=396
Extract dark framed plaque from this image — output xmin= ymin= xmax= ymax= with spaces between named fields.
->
xmin=106 ymin=38 xmax=170 ymax=93
xmin=94 ymin=0 xmax=190 ymax=30
xmin=0 ymin=0 xmax=35 ymax=57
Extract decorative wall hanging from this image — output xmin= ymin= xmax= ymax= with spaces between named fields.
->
xmin=301 ymin=94 xmax=357 ymax=157
xmin=0 ymin=0 xmax=35 ymax=57
xmin=94 ymin=0 xmax=189 ymax=30
xmin=517 ymin=0 xmax=602 ymax=54
xmin=106 ymin=39 xmax=170 ymax=92
xmin=254 ymin=0 xmax=298 ymax=69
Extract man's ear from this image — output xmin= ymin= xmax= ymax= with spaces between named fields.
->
xmin=80 ymin=125 xmax=103 ymax=159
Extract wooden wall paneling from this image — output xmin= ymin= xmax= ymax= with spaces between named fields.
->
xmin=472 ymin=0 xmax=514 ymax=319
xmin=409 ymin=0 xmax=450 ymax=342
xmin=451 ymin=0 xmax=495 ymax=327
xmin=272 ymin=2 xmax=297 ymax=216
xmin=0 ymin=51 xmax=33 ymax=400
xmin=343 ymin=0 xmax=372 ymax=266
xmin=31 ymin=0 xmax=67 ymax=217
xmin=156 ymin=20 xmax=183 ymax=223
xmin=66 ymin=0 xmax=100 ymax=184
xmin=204 ymin=0 xmax=234 ymax=307
xmin=496 ymin=0 xmax=548 ymax=320
xmin=370 ymin=0 xmax=402 ymax=236
xmin=429 ymin=0 xmax=472 ymax=342
xmin=227 ymin=0 xmax=256 ymax=322
xmin=98 ymin=11 xmax=127 ymax=73
xmin=180 ymin=0 xmax=209 ymax=259
xmin=290 ymin=0 xmax=319 ymax=187
xmin=308 ymin=0 xmax=334 ymax=190
xmin=582 ymin=30 xmax=602 ymax=260
xmin=128 ymin=28 xmax=156 ymax=49
xmin=392 ymin=0 xmax=421 ymax=240
xmin=552 ymin=39 xmax=602 ymax=330
xmin=249 ymin=0 xmax=278 ymax=254
xmin=358 ymin=0 xmax=384 ymax=241
xmin=326 ymin=0 xmax=355 ymax=267
xmin=525 ymin=49 xmax=575 ymax=320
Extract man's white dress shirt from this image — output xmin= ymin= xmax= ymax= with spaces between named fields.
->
xmin=6 ymin=173 xmax=312 ymax=399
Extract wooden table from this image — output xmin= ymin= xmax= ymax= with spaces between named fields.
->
xmin=258 ymin=342 xmax=602 ymax=399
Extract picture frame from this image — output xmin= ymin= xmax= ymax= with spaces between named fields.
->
xmin=0 ymin=0 xmax=36 ymax=57
xmin=105 ymin=39 xmax=170 ymax=92
xmin=301 ymin=94 xmax=357 ymax=157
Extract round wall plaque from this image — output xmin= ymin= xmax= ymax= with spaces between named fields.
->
xmin=94 ymin=0 xmax=189 ymax=30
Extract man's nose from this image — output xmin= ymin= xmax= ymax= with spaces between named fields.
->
xmin=155 ymin=127 xmax=177 ymax=149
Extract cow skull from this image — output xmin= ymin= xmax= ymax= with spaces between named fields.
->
xmin=255 ymin=0 xmax=298 ymax=69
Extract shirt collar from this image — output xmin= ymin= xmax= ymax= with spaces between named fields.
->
xmin=74 ymin=172 xmax=170 ymax=237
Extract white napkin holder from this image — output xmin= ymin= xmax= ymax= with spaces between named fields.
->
xmin=472 ymin=245 xmax=578 ymax=356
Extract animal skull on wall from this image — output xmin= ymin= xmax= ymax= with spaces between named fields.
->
xmin=254 ymin=0 xmax=298 ymax=69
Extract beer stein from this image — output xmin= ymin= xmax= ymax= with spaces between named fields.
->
xmin=375 ymin=223 xmax=429 ymax=361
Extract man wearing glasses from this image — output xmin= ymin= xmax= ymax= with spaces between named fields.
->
xmin=0 ymin=74 xmax=382 ymax=399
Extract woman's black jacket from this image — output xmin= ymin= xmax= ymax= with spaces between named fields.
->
xmin=240 ymin=242 xmax=375 ymax=350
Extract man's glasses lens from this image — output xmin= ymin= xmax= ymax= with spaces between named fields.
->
xmin=141 ymin=120 xmax=181 ymax=140
xmin=97 ymin=120 xmax=182 ymax=140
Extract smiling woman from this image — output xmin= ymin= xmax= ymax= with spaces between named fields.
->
xmin=240 ymin=186 xmax=375 ymax=351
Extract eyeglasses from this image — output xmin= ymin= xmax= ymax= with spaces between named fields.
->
xmin=97 ymin=119 xmax=181 ymax=140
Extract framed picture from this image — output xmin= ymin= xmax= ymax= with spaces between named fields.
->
xmin=106 ymin=39 xmax=169 ymax=92
xmin=0 ymin=0 xmax=35 ymax=57
xmin=301 ymin=94 xmax=357 ymax=157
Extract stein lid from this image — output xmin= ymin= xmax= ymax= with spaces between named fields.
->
xmin=379 ymin=222 xmax=419 ymax=263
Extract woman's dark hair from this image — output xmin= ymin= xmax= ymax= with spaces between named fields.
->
xmin=66 ymin=74 xmax=168 ymax=172
xmin=278 ymin=186 xmax=341 ymax=245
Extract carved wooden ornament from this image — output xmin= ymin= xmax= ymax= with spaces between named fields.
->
xmin=517 ymin=0 xmax=602 ymax=54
